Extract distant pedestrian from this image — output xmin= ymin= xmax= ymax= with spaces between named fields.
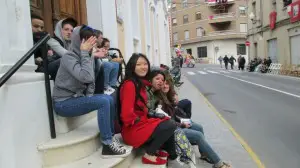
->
xmin=176 ymin=50 xmax=183 ymax=68
xmin=266 ymin=57 xmax=272 ymax=67
xmin=239 ymin=56 xmax=246 ymax=71
xmin=218 ymin=56 xmax=223 ymax=68
xmin=223 ymin=55 xmax=229 ymax=70
xmin=237 ymin=55 xmax=242 ymax=70
xmin=229 ymin=56 xmax=236 ymax=70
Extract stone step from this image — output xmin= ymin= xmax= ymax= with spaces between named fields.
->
xmin=129 ymin=150 xmax=167 ymax=168
xmin=38 ymin=118 xmax=100 ymax=167
xmin=54 ymin=111 xmax=97 ymax=134
xmin=50 ymin=81 xmax=97 ymax=134
xmin=46 ymin=148 xmax=136 ymax=168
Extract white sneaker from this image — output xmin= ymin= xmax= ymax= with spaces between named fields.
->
xmin=168 ymin=158 xmax=190 ymax=168
xmin=113 ymin=136 xmax=133 ymax=152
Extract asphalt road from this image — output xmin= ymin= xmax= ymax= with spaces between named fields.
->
xmin=183 ymin=64 xmax=300 ymax=168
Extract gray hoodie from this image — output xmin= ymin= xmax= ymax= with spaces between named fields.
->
xmin=47 ymin=19 xmax=71 ymax=58
xmin=52 ymin=26 xmax=95 ymax=102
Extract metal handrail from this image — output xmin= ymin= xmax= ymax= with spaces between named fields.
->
xmin=0 ymin=35 xmax=49 ymax=86
xmin=0 ymin=34 xmax=56 ymax=139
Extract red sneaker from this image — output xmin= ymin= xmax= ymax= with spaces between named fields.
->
xmin=142 ymin=156 xmax=167 ymax=165
xmin=156 ymin=150 xmax=169 ymax=157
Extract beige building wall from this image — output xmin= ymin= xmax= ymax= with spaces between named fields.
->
xmin=171 ymin=0 xmax=248 ymax=62
xmin=247 ymin=0 xmax=300 ymax=65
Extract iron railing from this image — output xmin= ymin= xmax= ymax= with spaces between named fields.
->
xmin=0 ymin=34 xmax=56 ymax=139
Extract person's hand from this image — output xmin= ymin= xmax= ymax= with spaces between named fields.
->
xmin=35 ymin=57 xmax=43 ymax=65
xmin=113 ymin=57 xmax=123 ymax=63
xmin=93 ymin=48 xmax=107 ymax=58
xmin=183 ymin=123 xmax=191 ymax=128
xmin=117 ymin=58 xmax=124 ymax=63
xmin=174 ymin=94 xmax=179 ymax=104
xmin=47 ymin=50 xmax=53 ymax=56
xmin=80 ymin=36 xmax=97 ymax=52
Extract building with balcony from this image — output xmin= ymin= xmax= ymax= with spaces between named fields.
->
xmin=170 ymin=0 xmax=248 ymax=63
xmin=247 ymin=0 xmax=300 ymax=65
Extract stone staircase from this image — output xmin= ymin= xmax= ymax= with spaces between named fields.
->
xmin=37 ymin=110 xmax=165 ymax=168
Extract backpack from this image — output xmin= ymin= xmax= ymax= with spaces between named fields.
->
xmin=174 ymin=128 xmax=195 ymax=164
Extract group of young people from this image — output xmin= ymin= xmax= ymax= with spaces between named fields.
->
xmin=31 ymin=13 xmax=231 ymax=168
xmin=31 ymin=14 xmax=122 ymax=95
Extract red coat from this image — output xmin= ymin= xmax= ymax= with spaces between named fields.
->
xmin=120 ymin=80 xmax=168 ymax=148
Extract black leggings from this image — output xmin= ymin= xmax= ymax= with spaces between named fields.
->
xmin=144 ymin=120 xmax=177 ymax=159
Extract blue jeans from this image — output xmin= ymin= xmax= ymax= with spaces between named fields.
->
xmin=54 ymin=94 xmax=115 ymax=145
xmin=182 ymin=122 xmax=221 ymax=164
xmin=102 ymin=61 xmax=119 ymax=88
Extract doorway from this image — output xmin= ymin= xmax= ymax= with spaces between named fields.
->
xmin=30 ymin=0 xmax=87 ymax=34
xmin=268 ymin=39 xmax=278 ymax=63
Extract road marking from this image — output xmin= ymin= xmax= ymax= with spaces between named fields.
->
xmin=188 ymin=81 xmax=266 ymax=168
xmin=220 ymin=70 xmax=230 ymax=74
xmin=207 ymin=70 xmax=219 ymax=74
xmin=198 ymin=71 xmax=208 ymax=75
xmin=187 ymin=71 xmax=196 ymax=75
xmin=221 ymin=74 xmax=300 ymax=99
xmin=229 ymin=70 xmax=241 ymax=73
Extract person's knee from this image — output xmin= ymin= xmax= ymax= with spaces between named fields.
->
xmin=93 ymin=95 xmax=110 ymax=107
xmin=161 ymin=120 xmax=177 ymax=132
xmin=103 ymin=62 xmax=113 ymax=69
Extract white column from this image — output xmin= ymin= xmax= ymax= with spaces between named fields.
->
xmin=86 ymin=0 xmax=103 ymax=31
xmin=123 ymin=0 xmax=134 ymax=62
xmin=131 ymin=0 xmax=141 ymax=52
xmin=101 ymin=0 xmax=119 ymax=48
xmin=0 ymin=0 xmax=34 ymax=74
xmin=165 ymin=22 xmax=172 ymax=66
xmin=144 ymin=0 xmax=152 ymax=62
xmin=157 ymin=1 xmax=167 ymax=65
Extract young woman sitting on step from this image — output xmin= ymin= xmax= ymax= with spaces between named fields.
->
xmin=119 ymin=53 xmax=188 ymax=167
xmin=151 ymin=70 xmax=232 ymax=168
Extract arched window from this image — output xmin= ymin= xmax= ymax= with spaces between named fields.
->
xmin=196 ymin=27 xmax=204 ymax=37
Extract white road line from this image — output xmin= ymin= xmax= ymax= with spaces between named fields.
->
xmin=198 ymin=71 xmax=208 ymax=75
xmin=207 ymin=70 xmax=219 ymax=74
xmin=220 ymin=74 xmax=300 ymax=99
xmin=187 ymin=71 xmax=196 ymax=75
xmin=229 ymin=70 xmax=241 ymax=73
xmin=220 ymin=70 xmax=230 ymax=74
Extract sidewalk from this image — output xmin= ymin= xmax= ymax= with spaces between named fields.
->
xmin=177 ymin=77 xmax=258 ymax=168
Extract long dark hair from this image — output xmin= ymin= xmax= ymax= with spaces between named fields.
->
xmin=121 ymin=53 xmax=151 ymax=108
xmin=149 ymin=70 xmax=166 ymax=83
xmin=164 ymin=72 xmax=177 ymax=104
xmin=149 ymin=70 xmax=175 ymax=116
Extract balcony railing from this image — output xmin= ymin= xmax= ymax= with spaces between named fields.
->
xmin=208 ymin=30 xmax=241 ymax=35
xmin=208 ymin=12 xmax=235 ymax=23
xmin=173 ymin=30 xmax=246 ymax=45
xmin=206 ymin=0 xmax=235 ymax=6
xmin=210 ymin=12 xmax=235 ymax=19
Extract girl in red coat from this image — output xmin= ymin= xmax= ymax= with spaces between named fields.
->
xmin=119 ymin=53 xmax=181 ymax=166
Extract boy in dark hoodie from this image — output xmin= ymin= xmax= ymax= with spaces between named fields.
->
xmin=52 ymin=25 xmax=131 ymax=158
xmin=47 ymin=18 xmax=77 ymax=79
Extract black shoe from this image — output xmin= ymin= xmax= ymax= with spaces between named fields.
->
xmin=101 ymin=142 xmax=129 ymax=158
